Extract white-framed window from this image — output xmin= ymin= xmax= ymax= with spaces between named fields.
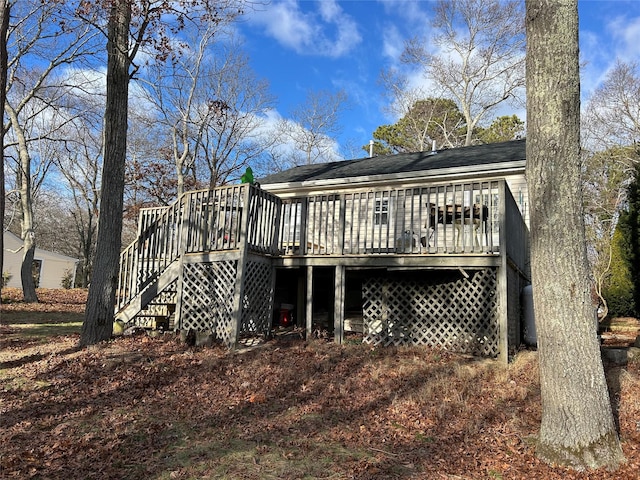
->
xmin=374 ymin=198 xmax=390 ymax=225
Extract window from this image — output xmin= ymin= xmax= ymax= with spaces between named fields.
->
xmin=374 ymin=198 xmax=389 ymax=225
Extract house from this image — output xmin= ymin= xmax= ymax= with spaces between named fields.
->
xmin=3 ymin=231 xmax=79 ymax=289
xmin=115 ymin=139 xmax=530 ymax=362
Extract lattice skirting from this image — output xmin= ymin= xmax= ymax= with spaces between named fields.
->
xmin=179 ymin=259 xmax=275 ymax=346
xmin=181 ymin=261 xmax=238 ymax=345
xmin=507 ymin=263 xmax=527 ymax=353
xmin=362 ymin=269 xmax=499 ymax=356
xmin=241 ymin=259 xmax=274 ymax=335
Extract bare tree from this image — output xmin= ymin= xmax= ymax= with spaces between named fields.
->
xmin=197 ymin=46 xmax=276 ymax=186
xmin=0 ymin=0 xmax=7 ymax=297
xmin=3 ymin=0 xmax=97 ymax=301
xmin=80 ymin=0 xmax=132 ymax=345
xmin=56 ymin=124 xmax=102 ymax=288
xmin=526 ymin=0 xmax=624 ymax=470
xmin=583 ymin=146 xmax=637 ymax=318
xmin=583 ymin=60 xmax=640 ymax=152
xmin=403 ymin=0 xmax=525 ymax=146
xmin=80 ymin=0 xmax=248 ymax=346
xmin=272 ymin=89 xmax=347 ymax=170
xmin=138 ymin=22 xmax=225 ymax=197
xmin=141 ymin=31 xmax=276 ymax=192
xmin=581 ymin=61 xmax=640 ymax=317
xmin=123 ymin=117 xmax=177 ymax=214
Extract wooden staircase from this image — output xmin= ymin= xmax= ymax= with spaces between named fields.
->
xmin=115 ymin=260 xmax=180 ymax=324
xmin=114 ymin=184 xmax=283 ymax=332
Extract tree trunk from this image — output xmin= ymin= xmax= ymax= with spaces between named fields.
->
xmin=20 ymin=237 xmax=38 ymax=302
xmin=80 ymin=0 xmax=131 ymax=346
xmin=19 ymin=166 xmax=38 ymax=302
xmin=0 ymin=0 xmax=8 ymax=302
xmin=6 ymin=103 xmax=39 ymax=302
xmin=525 ymin=0 xmax=624 ymax=470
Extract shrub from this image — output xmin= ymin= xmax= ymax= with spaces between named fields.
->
xmin=603 ymin=224 xmax=635 ymax=317
xmin=61 ymin=269 xmax=75 ymax=289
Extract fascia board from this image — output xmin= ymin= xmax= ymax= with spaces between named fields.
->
xmin=261 ymin=160 xmax=526 ymax=195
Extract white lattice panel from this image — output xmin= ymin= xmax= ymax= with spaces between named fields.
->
xmin=241 ymin=260 xmax=274 ymax=334
xmin=181 ymin=261 xmax=238 ymax=345
xmin=362 ymin=269 xmax=499 ymax=356
xmin=507 ymin=264 xmax=527 ymax=353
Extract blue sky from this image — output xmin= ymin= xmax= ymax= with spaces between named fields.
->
xmin=234 ymin=0 xmax=640 ymax=158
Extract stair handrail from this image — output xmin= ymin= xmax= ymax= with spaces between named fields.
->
xmin=116 ymin=191 xmax=190 ymax=311
xmin=116 ymin=185 xmax=257 ymax=312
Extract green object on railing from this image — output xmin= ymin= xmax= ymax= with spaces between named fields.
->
xmin=240 ymin=167 xmax=254 ymax=184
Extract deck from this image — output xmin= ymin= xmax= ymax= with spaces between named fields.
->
xmin=116 ymin=179 xmax=529 ymax=361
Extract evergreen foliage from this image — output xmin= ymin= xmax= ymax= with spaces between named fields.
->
xmin=604 ymin=161 xmax=640 ymax=317
xmin=365 ymin=99 xmax=524 ymax=156
xmin=603 ymin=222 xmax=635 ymax=316
xmin=477 ymin=115 xmax=525 ymax=143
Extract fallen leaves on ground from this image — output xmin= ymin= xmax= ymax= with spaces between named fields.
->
xmin=1 ymin=287 xmax=87 ymax=313
xmin=1 ymin=291 xmax=640 ymax=479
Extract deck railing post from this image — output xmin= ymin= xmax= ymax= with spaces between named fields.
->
xmin=306 ymin=266 xmax=313 ymax=338
xmin=270 ymin=193 xmax=282 ymax=255
xmin=300 ymin=198 xmax=308 ymax=255
xmin=337 ymin=194 xmax=346 ymax=255
xmin=229 ymin=184 xmax=252 ymax=348
xmin=174 ymin=192 xmax=192 ymax=333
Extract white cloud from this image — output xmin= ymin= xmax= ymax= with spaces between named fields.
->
xmin=255 ymin=108 xmax=343 ymax=167
xmin=580 ymin=13 xmax=640 ymax=98
xmin=381 ymin=24 xmax=404 ymax=61
xmin=377 ymin=0 xmax=430 ymax=29
xmin=608 ymin=15 xmax=640 ymax=62
xmin=247 ymin=0 xmax=361 ymax=57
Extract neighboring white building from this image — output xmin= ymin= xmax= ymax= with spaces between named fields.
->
xmin=3 ymin=231 xmax=79 ymax=289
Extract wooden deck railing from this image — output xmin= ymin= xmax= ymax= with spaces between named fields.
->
xmin=277 ymin=180 xmax=521 ymax=256
xmin=117 ymin=180 xmax=528 ymax=313
xmin=117 ymin=197 xmax=183 ymax=311
xmin=116 ymin=184 xmax=282 ymax=311
xmin=502 ymin=181 xmax=530 ymax=275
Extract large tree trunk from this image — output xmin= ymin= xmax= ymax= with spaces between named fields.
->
xmin=525 ymin=0 xmax=624 ymax=470
xmin=80 ymin=0 xmax=131 ymax=346
xmin=0 ymin=0 xmax=8 ymax=301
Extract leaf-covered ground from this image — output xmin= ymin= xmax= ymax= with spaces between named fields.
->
xmin=1 ymin=289 xmax=640 ymax=479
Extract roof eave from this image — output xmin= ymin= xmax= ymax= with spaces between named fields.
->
xmin=261 ymin=159 xmax=526 ymax=194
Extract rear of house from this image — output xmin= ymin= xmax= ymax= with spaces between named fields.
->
xmin=260 ymin=139 xmax=530 ymax=360
xmin=115 ymin=140 xmax=530 ymax=362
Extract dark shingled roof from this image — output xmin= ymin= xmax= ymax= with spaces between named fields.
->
xmin=259 ymin=139 xmax=526 ymax=185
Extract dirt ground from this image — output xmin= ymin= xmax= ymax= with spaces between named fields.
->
xmin=1 ymin=288 xmax=640 ymax=479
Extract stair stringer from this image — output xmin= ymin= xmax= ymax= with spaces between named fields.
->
xmin=115 ymin=260 xmax=181 ymax=324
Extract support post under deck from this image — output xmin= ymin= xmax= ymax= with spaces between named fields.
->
xmin=334 ymin=265 xmax=345 ymax=344
xmin=174 ymin=194 xmax=191 ymax=332
xmin=306 ymin=266 xmax=313 ymax=338
xmin=497 ymin=181 xmax=509 ymax=364
xmin=230 ymin=185 xmax=251 ymax=348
